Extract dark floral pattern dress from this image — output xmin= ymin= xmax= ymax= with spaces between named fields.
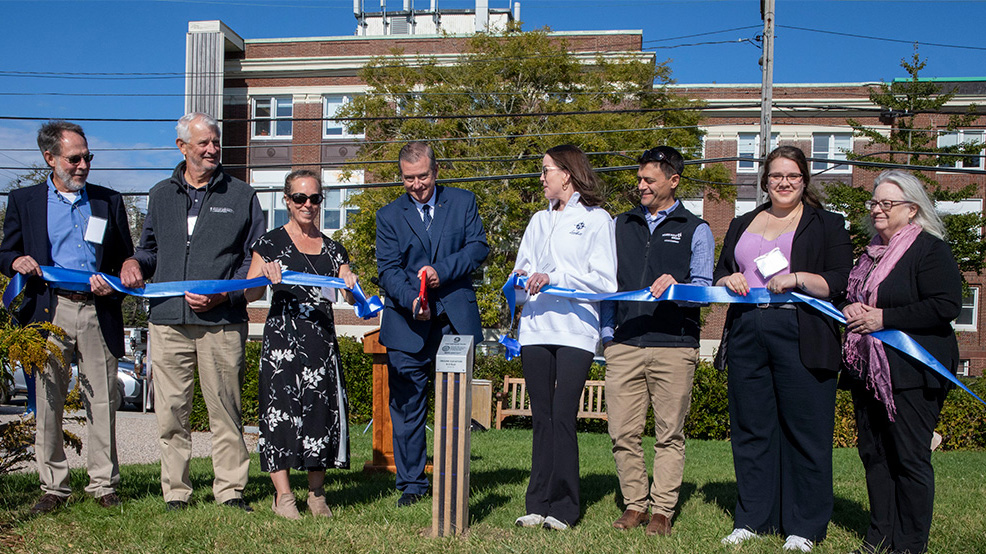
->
xmin=254 ymin=226 xmax=350 ymax=472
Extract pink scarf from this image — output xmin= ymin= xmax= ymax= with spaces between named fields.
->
xmin=843 ymin=223 xmax=923 ymax=421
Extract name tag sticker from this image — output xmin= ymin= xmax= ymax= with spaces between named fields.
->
xmin=85 ymin=216 xmax=107 ymax=244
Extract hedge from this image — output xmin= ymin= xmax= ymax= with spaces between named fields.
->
xmin=187 ymin=340 xmax=986 ymax=451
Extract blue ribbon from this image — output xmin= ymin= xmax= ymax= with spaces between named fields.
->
xmin=3 ymin=266 xmax=384 ymax=320
xmin=498 ymin=274 xmax=986 ymax=407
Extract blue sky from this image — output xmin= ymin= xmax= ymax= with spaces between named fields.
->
xmin=0 ymin=0 xmax=983 ymax=192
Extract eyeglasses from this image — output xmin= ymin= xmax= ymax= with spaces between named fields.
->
xmin=864 ymin=199 xmax=912 ymax=212
xmin=288 ymin=192 xmax=324 ymax=206
xmin=60 ymin=153 xmax=94 ymax=165
xmin=767 ymin=173 xmax=803 ymax=184
xmin=541 ymin=165 xmax=562 ymax=175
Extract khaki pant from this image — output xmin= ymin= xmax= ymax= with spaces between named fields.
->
xmin=604 ymin=343 xmax=698 ymax=517
xmin=38 ymin=295 xmax=119 ymax=498
xmin=150 ymin=322 xmax=249 ymax=503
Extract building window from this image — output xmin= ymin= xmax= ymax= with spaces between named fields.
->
xmin=938 ymin=130 xmax=984 ymax=169
xmin=323 ymin=95 xmax=363 ymax=139
xmin=735 ymin=199 xmax=757 ymax=218
xmin=957 ymin=359 xmax=971 ymax=377
xmin=812 ymin=133 xmax=852 ymax=173
xmin=253 ymin=97 xmax=293 ymax=139
xmin=321 ymin=170 xmax=363 ymax=233
xmin=737 ymin=132 xmax=778 ymax=173
xmin=954 ymin=287 xmax=978 ymax=332
xmin=938 ymin=199 xmax=983 ymax=237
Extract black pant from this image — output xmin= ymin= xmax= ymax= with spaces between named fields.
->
xmin=852 ymin=381 xmax=946 ymax=554
xmin=521 ymin=344 xmax=593 ymax=525
xmin=726 ymin=307 xmax=838 ymax=542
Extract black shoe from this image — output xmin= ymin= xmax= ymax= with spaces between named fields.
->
xmin=222 ymin=498 xmax=254 ymax=513
xmin=30 ymin=494 xmax=67 ymax=515
xmin=396 ymin=492 xmax=424 ymax=507
xmin=165 ymin=500 xmax=189 ymax=512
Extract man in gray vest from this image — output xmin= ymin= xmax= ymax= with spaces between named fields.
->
xmin=120 ymin=112 xmax=265 ymax=512
xmin=600 ymin=146 xmax=713 ymax=535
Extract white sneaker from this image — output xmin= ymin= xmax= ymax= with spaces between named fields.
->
xmin=542 ymin=516 xmax=569 ymax=530
xmin=514 ymin=513 xmax=545 ymax=527
xmin=721 ymin=528 xmax=758 ymax=545
xmin=783 ymin=535 xmax=814 ymax=552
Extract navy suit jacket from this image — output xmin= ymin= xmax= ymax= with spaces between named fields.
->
xmin=375 ymin=186 xmax=489 ymax=355
xmin=0 ymin=182 xmax=135 ymax=358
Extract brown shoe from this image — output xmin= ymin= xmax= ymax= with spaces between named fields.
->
xmin=646 ymin=513 xmax=672 ymax=536
xmin=97 ymin=493 xmax=121 ymax=508
xmin=30 ymin=493 xmax=67 ymax=515
xmin=613 ymin=508 xmax=650 ymax=530
xmin=271 ymin=492 xmax=300 ymax=520
xmin=307 ymin=488 xmax=333 ymax=518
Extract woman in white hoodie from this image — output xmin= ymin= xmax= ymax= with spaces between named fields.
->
xmin=511 ymin=144 xmax=618 ymax=530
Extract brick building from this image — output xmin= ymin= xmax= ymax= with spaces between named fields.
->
xmin=181 ymin=8 xmax=652 ymax=340
xmin=182 ymin=12 xmax=986 ymax=376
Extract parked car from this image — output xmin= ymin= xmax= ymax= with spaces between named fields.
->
xmin=2 ymin=359 xmax=144 ymax=411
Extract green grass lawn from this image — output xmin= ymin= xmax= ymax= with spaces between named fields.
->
xmin=2 ymin=430 xmax=986 ymax=553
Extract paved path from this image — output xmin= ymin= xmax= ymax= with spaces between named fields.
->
xmin=0 ymin=403 xmax=259 ymax=473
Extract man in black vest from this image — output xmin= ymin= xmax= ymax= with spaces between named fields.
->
xmin=600 ymin=146 xmax=713 ymax=535
xmin=120 ymin=112 xmax=265 ymax=512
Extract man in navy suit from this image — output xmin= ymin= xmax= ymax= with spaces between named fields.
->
xmin=0 ymin=121 xmax=134 ymax=514
xmin=375 ymin=141 xmax=488 ymax=507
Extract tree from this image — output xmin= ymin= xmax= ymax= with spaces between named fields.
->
xmin=826 ymin=48 xmax=986 ymax=277
xmin=336 ymin=26 xmax=732 ymax=327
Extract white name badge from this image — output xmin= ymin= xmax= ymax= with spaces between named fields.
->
xmin=754 ymin=246 xmax=789 ymax=280
xmin=84 ymin=216 xmax=107 ymax=244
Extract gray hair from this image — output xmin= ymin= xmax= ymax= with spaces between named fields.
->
xmin=37 ymin=120 xmax=86 ymax=156
xmin=176 ymin=113 xmax=220 ymax=143
xmin=398 ymin=141 xmax=438 ymax=174
xmin=873 ymin=170 xmax=946 ymax=240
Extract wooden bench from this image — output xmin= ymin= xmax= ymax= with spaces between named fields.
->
xmin=494 ymin=376 xmax=607 ymax=429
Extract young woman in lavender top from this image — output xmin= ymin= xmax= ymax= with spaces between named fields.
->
xmin=713 ymin=146 xmax=853 ymax=552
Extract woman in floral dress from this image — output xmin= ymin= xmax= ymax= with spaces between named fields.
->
xmin=245 ymin=169 xmax=358 ymax=519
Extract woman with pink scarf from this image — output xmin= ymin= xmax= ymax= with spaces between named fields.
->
xmin=842 ymin=170 xmax=962 ymax=554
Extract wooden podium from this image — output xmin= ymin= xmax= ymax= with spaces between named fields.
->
xmin=362 ymin=329 xmax=396 ymax=473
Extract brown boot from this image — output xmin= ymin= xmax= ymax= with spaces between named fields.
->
xmin=646 ymin=513 xmax=672 ymax=536
xmin=307 ymin=488 xmax=333 ymax=518
xmin=613 ymin=508 xmax=650 ymax=530
xmin=272 ymin=492 xmax=300 ymax=520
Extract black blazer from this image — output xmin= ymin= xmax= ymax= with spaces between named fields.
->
xmin=714 ymin=202 xmax=853 ymax=372
xmin=865 ymin=232 xmax=962 ymax=390
xmin=0 ymin=182 xmax=135 ymax=357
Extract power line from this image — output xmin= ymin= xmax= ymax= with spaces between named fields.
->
xmin=778 ymin=24 xmax=986 ymax=52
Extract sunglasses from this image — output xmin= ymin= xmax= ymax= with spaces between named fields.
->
xmin=638 ymin=148 xmax=682 ymax=175
xmin=288 ymin=192 xmax=324 ymax=206
xmin=60 ymin=153 xmax=94 ymax=165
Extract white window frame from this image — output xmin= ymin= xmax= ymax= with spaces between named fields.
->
xmin=252 ymin=96 xmax=293 ymax=139
xmin=737 ymin=132 xmax=778 ymax=173
xmin=937 ymin=130 xmax=985 ymax=170
xmin=735 ymin=199 xmax=757 ymax=218
xmin=249 ymin=169 xmax=292 ymax=308
xmin=323 ymin=95 xmax=363 ymax=139
xmin=957 ymin=359 xmax=971 ymax=377
xmin=320 ymin=170 xmax=364 ymax=234
xmin=811 ymin=133 xmax=853 ymax=173
xmin=938 ymin=198 xmax=983 ymax=237
xmin=954 ymin=287 xmax=978 ymax=332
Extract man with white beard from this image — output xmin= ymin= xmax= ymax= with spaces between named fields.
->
xmin=0 ymin=120 xmax=134 ymax=514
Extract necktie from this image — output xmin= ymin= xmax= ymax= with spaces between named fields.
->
xmin=422 ymin=205 xmax=433 ymax=234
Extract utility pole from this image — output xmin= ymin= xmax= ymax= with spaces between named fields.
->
xmin=757 ymin=0 xmax=775 ymax=205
